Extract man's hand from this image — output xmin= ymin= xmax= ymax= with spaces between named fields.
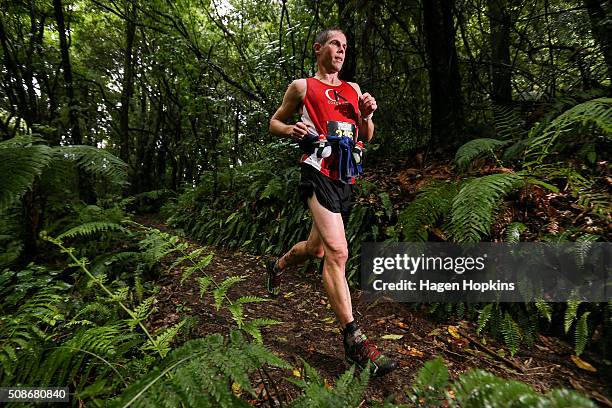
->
xmin=289 ymin=122 xmax=310 ymax=140
xmin=359 ymin=92 xmax=377 ymax=118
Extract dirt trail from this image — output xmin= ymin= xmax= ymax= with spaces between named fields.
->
xmin=141 ymin=217 xmax=611 ymax=406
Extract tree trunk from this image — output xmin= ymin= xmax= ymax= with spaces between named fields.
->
xmin=488 ymin=0 xmax=512 ymax=104
xmin=423 ymin=0 xmax=464 ymax=146
xmin=53 ymin=0 xmax=81 ymax=144
xmin=583 ymin=0 xmax=612 ymax=90
xmin=120 ymin=1 xmax=136 ymax=165
xmin=337 ymin=0 xmax=356 ymax=82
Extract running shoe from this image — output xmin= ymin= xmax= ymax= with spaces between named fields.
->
xmin=344 ymin=329 xmax=398 ymax=377
xmin=266 ymin=259 xmax=282 ymax=298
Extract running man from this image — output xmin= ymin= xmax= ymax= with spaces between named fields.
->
xmin=266 ymin=28 xmax=398 ymax=377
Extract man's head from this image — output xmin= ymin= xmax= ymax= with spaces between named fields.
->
xmin=313 ymin=28 xmax=347 ymax=73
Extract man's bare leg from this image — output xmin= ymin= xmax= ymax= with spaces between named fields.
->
xmin=306 ymin=195 xmax=354 ymax=327
xmin=277 ymin=223 xmax=324 ymax=270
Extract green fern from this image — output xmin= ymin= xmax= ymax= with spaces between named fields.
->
xmin=504 ymin=222 xmax=526 ymax=243
xmin=492 ymin=104 xmax=526 ymax=140
xmin=212 ymin=276 xmax=247 ymax=310
xmin=143 ymin=321 xmax=185 ymax=358
xmin=477 ymin=303 xmax=494 ymax=335
xmin=57 ymin=221 xmax=128 ymax=241
xmin=198 ymin=276 xmax=214 ymax=297
xmin=54 ymin=145 xmax=128 ymax=186
xmin=288 ymin=360 xmax=370 ymax=408
xmin=449 ymin=173 xmax=524 ymax=242
xmin=575 ymin=311 xmax=590 ymax=356
xmin=0 ymin=144 xmax=53 ymax=211
xmin=501 ymin=312 xmax=521 ymax=356
xmin=113 ymin=331 xmax=289 ymax=408
xmin=397 ymin=181 xmax=460 ymax=242
xmin=455 ymin=138 xmax=509 ymax=171
xmin=242 ymin=318 xmax=282 ymax=343
xmin=408 ymin=356 xmax=449 ymax=406
xmin=525 ymin=98 xmax=612 ymax=165
xmin=180 ymin=253 xmax=214 ymax=284
xmin=535 ymin=299 xmax=552 ymax=322
xmin=565 ymin=299 xmax=582 ymax=333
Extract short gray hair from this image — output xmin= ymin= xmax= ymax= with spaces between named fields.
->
xmin=314 ymin=28 xmax=346 ymax=46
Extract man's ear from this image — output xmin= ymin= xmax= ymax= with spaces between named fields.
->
xmin=313 ymin=42 xmax=322 ymax=56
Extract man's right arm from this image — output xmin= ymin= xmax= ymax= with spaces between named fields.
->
xmin=269 ymin=79 xmax=309 ymax=140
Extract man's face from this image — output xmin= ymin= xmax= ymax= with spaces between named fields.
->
xmin=315 ymin=31 xmax=347 ymax=72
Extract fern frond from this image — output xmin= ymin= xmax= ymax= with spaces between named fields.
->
xmin=242 ymin=318 xmax=282 ymax=343
xmin=198 ymin=276 xmax=214 ymax=297
xmin=449 ymin=173 xmax=524 ymax=242
xmin=504 ymin=222 xmax=526 ymax=243
xmin=0 ymin=144 xmax=53 ymax=211
xmin=525 ymin=98 xmax=612 ymax=165
xmin=213 ymin=276 xmax=247 ymax=310
xmin=55 ymin=145 xmax=128 ymax=186
xmin=502 ymin=312 xmax=521 ymax=356
xmin=455 ymin=138 xmax=509 ymax=171
xmin=535 ymin=300 xmax=552 ymax=322
xmin=574 ymin=311 xmax=590 ymax=356
xmin=180 ymin=253 xmax=214 ymax=284
xmin=565 ymin=299 xmax=582 ymax=333
xmin=113 ymin=331 xmax=288 ymax=408
xmin=57 ymin=222 xmax=128 ymax=241
xmin=143 ymin=321 xmax=185 ymax=358
xmin=397 ymin=181 xmax=460 ymax=242
xmin=477 ymin=303 xmax=494 ymax=334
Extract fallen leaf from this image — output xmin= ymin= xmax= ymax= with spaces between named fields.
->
xmin=447 ymin=326 xmax=460 ymax=339
xmin=428 ymin=328 xmax=442 ymax=337
xmin=381 ymin=334 xmax=404 ymax=340
xmin=397 ymin=346 xmax=424 ymax=358
xmin=283 ymin=292 xmax=295 ymax=298
xmin=322 ymin=317 xmax=334 ymax=324
xmin=292 ymin=368 xmax=302 ymax=378
xmin=324 ymin=378 xmax=333 ymax=390
xmin=232 ymin=382 xmax=242 ymax=397
xmin=571 ymin=355 xmax=597 ymax=372
xmin=395 ymin=321 xmax=409 ymax=329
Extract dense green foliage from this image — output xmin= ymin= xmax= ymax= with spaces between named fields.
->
xmin=1 ymin=0 xmax=611 ymax=405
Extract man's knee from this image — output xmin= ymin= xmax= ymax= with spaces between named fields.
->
xmin=306 ymin=241 xmax=324 ymax=259
xmin=324 ymin=242 xmax=348 ymax=265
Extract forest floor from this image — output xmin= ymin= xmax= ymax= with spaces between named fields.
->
xmin=138 ymin=214 xmax=612 ymax=407
xmin=137 ymin=152 xmax=611 ymax=406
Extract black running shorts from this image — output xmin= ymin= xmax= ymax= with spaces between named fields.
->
xmin=298 ymin=164 xmax=353 ymax=215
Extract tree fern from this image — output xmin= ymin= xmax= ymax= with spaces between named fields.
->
xmin=143 ymin=321 xmax=185 ymax=358
xmin=242 ymin=318 xmax=282 ymax=344
xmin=397 ymin=181 xmax=460 ymax=242
xmin=449 ymin=173 xmax=524 ymax=242
xmin=454 ymin=138 xmax=509 ymax=171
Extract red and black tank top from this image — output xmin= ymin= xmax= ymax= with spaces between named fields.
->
xmin=300 ymin=77 xmax=360 ymax=182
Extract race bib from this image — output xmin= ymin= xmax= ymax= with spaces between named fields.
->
xmin=326 ymin=121 xmax=356 ymax=139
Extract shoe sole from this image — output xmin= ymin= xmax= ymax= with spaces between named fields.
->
xmin=266 ymin=260 xmax=279 ymax=298
xmin=346 ymin=356 xmax=398 ymax=377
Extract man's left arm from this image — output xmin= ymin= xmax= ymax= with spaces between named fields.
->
xmin=349 ymin=83 xmax=377 ymax=142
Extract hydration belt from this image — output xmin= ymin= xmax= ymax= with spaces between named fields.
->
xmin=299 ymin=121 xmax=364 ymax=183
